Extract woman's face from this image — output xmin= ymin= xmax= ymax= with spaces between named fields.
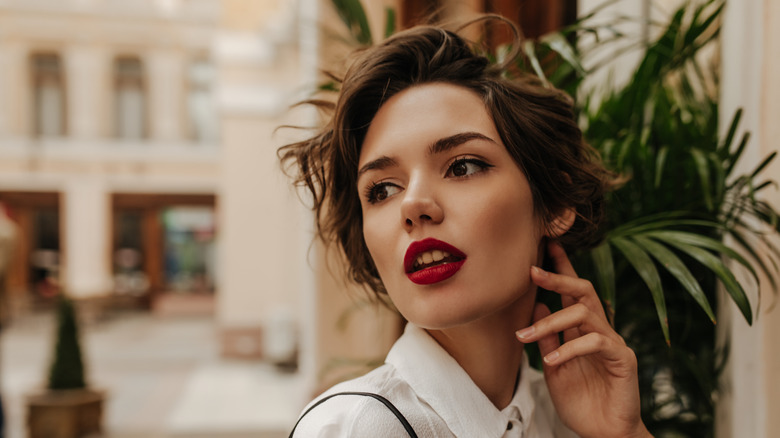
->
xmin=357 ymin=82 xmax=560 ymax=330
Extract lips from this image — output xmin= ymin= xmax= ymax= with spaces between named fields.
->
xmin=404 ymin=238 xmax=466 ymax=285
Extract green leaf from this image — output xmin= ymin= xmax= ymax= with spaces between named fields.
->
xmin=591 ymin=242 xmax=616 ymax=324
xmin=659 ymin=239 xmax=753 ymax=324
xmin=383 ymin=7 xmax=396 ymax=39
xmin=726 ymin=227 xmax=778 ymax=290
xmin=331 ymin=0 xmax=373 ymax=45
xmin=725 ymin=132 xmax=751 ymax=178
xmin=610 ymin=216 xmax=722 ymax=238
xmin=654 ymin=146 xmax=669 ymax=188
xmin=644 ymin=230 xmax=759 ymax=284
xmin=612 ymin=237 xmax=670 ymax=344
xmin=633 ymin=235 xmax=716 ymax=323
xmin=719 ymin=108 xmax=742 ymax=154
xmin=523 ymin=40 xmax=548 ymax=85
xmin=540 ymin=33 xmax=586 ymax=76
xmin=750 ymin=151 xmax=777 ymax=179
xmin=690 ymin=148 xmax=713 ymax=211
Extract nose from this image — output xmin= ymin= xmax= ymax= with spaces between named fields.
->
xmin=401 ymin=177 xmax=443 ymax=231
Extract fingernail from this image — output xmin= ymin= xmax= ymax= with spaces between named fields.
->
xmin=532 ymin=266 xmax=548 ymax=277
xmin=543 ymin=351 xmax=559 ymax=364
xmin=516 ymin=326 xmax=535 ymax=340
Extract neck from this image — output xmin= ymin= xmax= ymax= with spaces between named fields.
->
xmin=426 ymin=294 xmax=535 ymax=409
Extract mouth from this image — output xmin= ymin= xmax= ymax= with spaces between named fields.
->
xmin=404 ymin=238 xmax=466 ymax=285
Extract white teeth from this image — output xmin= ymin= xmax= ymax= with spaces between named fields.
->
xmin=415 ymin=250 xmax=452 ymax=268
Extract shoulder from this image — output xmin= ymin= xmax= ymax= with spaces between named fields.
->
xmin=291 ymin=364 xmax=420 ymax=438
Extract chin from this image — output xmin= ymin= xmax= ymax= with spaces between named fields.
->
xmin=401 ymin=297 xmax=526 ymax=332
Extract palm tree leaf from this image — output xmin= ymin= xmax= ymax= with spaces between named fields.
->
xmin=610 ymin=216 xmax=721 ymax=238
xmin=383 ymin=7 xmax=396 ymax=39
xmin=726 ymin=226 xmax=778 ymax=290
xmin=719 ymin=108 xmax=742 ymax=154
xmin=633 ymin=235 xmax=716 ymax=323
xmin=690 ymin=148 xmax=713 ymax=211
xmin=523 ymin=40 xmax=548 ymax=85
xmin=657 ymin=239 xmax=753 ymax=324
xmin=750 ymin=151 xmax=778 ymax=179
xmin=655 ymin=146 xmax=669 ymax=188
xmin=710 ymin=151 xmax=727 ymax=206
xmin=643 ymin=230 xmax=760 ymax=283
xmin=540 ymin=33 xmax=586 ymax=76
xmin=331 ymin=0 xmax=373 ymax=45
xmin=725 ymin=132 xmax=751 ymax=178
xmin=612 ymin=236 xmax=670 ymax=344
xmin=591 ymin=242 xmax=616 ymax=324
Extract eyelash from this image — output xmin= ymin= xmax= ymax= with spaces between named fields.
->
xmin=445 ymin=157 xmax=493 ymax=178
xmin=362 ymin=157 xmax=493 ymax=204
xmin=364 ymin=181 xmax=398 ymax=204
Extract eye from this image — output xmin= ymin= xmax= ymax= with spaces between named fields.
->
xmin=445 ymin=157 xmax=493 ymax=178
xmin=364 ymin=181 xmax=402 ymax=204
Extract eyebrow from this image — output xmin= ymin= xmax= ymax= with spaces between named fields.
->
xmin=428 ymin=131 xmax=496 ymax=155
xmin=357 ymin=131 xmax=497 ymax=179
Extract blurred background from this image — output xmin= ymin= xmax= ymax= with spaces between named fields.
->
xmin=0 ymin=0 xmax=777 ymax=437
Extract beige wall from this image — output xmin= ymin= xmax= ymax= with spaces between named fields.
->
xmin=760 ymin=1 xmax=780 ymax=436
xmin=717 ymin=0 xmax=780 ymax=436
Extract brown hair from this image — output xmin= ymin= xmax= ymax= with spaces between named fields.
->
xmin=279 ymin=19 xmax=610 ymax=295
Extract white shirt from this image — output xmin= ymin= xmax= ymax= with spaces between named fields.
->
xmin=292 ymin=324 xmax=579 ymax=437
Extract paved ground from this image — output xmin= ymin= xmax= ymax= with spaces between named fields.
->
xmin=1 ymin=310 xmax=305 ymax=438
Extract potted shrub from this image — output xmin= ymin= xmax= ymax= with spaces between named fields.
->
xmin=26 ymin=295 xmax=105 ymax=438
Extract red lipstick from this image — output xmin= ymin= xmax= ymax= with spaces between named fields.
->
xmin=404 ymin=238 xmax=466 ymax=285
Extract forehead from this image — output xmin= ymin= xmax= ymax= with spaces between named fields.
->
xmin=359 ymin=83 xmax=500 ymax=164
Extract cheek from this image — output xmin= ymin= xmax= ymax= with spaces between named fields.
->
xmin=362 ymin=211 xmax=397 ymax=276
xmin=475 ymin=188 xmax=542 ymax=260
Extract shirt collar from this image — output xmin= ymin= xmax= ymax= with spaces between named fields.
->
xmin=386 ymin=323 xmax=539 ymax=437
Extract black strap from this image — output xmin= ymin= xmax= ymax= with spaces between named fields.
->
xmin=288 ymin=391 xmax=418 ymax=437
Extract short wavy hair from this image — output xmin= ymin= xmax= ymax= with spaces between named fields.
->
xmin=279 ymin=19 xmax=611 ymax=295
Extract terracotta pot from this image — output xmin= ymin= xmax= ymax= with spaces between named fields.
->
xmin=26 ymin=389 xmax=105 ymax=438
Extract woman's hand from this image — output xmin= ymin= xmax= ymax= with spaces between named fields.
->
xmin=515 ymin=241 xmax=652 ymax=438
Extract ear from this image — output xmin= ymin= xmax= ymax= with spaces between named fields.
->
xmin=545 ymin=207 xmax=576 ymax=238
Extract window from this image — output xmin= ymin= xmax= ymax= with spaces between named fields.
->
xmin=163 ymin=206 xmax=216 ymax=294
xmin=113 ymin=210 xmax=148 ymax=296
xmin=31 ymin=53 xmax=66 ymax=137
xmin=114 ymin=56 xmax=146 ymax=139
xmin=186 ymin=58 xmax=218 ymax=144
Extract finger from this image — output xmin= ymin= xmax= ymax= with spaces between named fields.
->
xmin=516 ymin=303 xmax=618 ymax=344
xmin=529 ymin=303 xmax=560 ymax=359
xmin=531 ymin=266 xmax=606 ymax=318
xmin=542 ymin=332 xmax=636 ymax=374
xmin=542 ymin=241 xmax=579 ymax=309
xmin=547 ymin=240 xmax=577 ymax=278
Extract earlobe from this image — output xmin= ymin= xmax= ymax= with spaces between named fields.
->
xmin=546 ymin=208 xmax=576 ymax=238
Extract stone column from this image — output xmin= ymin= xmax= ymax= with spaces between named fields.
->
xmin=65 ymin=45 xmax=108 ymax=139
xmin=62 ymin=178 xmax=112 ymax=300
xmin=146 ymin=49 xmax=185 ymax=142
xmin=0 ymin=42 xmax=29 ymax=138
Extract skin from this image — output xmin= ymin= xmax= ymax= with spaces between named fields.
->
xmin=356 ymin=82 xmax=651 ymax=438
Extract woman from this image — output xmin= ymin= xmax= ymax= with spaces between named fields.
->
xmin=280 ymin=18 xmax=651 ymax=438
